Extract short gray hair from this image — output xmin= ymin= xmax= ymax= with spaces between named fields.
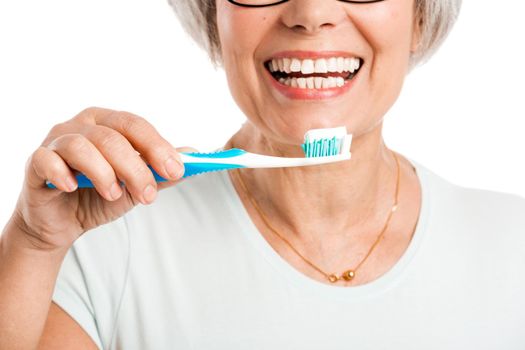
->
xmin=169 ymin=0 xmax=462 ymax=69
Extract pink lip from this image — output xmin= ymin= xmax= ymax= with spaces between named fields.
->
xmin=263 ymin=50 xmax=361 ymax=100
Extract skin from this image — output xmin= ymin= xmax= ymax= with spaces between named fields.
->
xmin=0 ymin=107 xmax=192 ymax=348
xmin=219 ymin=0 xmax=423 ymax=285
xmin=0 ymin=0 xmax=424 ymax=348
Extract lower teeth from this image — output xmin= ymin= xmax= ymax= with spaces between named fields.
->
xmin=277 ymin=76 xmax=346 ymax=89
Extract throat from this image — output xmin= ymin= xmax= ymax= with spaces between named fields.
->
xmin=223 ymin=125 xmax=400 ymax=240
xmin=232 ymin=162 xmax=391 ymax=240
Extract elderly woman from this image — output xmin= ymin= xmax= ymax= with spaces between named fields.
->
xmin=1 ymin=0 xmax=525 ymax=348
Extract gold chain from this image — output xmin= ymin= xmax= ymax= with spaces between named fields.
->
xmin=234 ymin=149 xmax=401 ymax=284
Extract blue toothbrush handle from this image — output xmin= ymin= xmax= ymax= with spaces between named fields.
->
xmin=45 ymin=150 xmax=246 ymax=189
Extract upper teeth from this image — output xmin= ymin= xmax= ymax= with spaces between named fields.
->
xmin=268 ymin=57 xmax=361 ymax=74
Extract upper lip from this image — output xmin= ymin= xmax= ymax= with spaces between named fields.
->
xmin=264 ymin=50 xmax=363 ymax=62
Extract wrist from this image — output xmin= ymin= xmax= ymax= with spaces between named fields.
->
xmin=1 ymin=213 xmax=70 ymax=260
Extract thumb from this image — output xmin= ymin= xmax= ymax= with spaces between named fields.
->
xmin=157 ymin=146 xmax=199 ymax=191
xmin=175 ymin=146 xmax=199 ymax=153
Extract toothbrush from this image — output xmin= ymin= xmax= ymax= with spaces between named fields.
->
xmin=46 ymin=126 xmax=352 ymax=189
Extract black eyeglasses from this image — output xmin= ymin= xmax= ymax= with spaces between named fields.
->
xmin=227 ymin=0 xmax=386 ymax=8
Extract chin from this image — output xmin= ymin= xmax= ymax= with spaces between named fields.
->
xmin=279 ymin=110 xmax=353 ymax=133
xmin=264 ymin=118 xmax=344 ymax=148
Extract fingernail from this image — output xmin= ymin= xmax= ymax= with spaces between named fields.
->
xmin=65 ymin=176 xmax=77 ymax=192
xmin=143 ymin=184 xmax=157 ymax=204
xmin=110 ymin=182 xmax=122 ymax=200
xmin=165 ymin=157 xmax=184 ymax=179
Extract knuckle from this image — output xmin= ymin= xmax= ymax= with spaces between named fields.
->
xmin=42 ymin=122 xmax=68 ymax=146
xmin=83 ymin=106 xmax=98 ymax=113
xmin=81 ymin=106 xmax=102 ymax=116
xmin=28 ymin=147 xmax=48 ymax=170
xmin=63 ymin=133 xmax=90 ymax=154
xmin=31 ymin=146 xmax=47 ymax=161
xmin=145 ymin=144 xmax=172 ymax=162
xmin=48 ymin=122 xmax=66 ymax=136
xmin=25 ymin=149 xmax=40 ymax=174
xmin=118 ymin=112 xmax=148 ymax=134
xmin=128 ymin=162 xmax=153 ymax=183
xmin=75 ymin=106 xmax=111 ymax=123
xmin=98 ymin=130 xmax=126 ymax=152
xmin=27 ymin=147 xmax=61 ymax=179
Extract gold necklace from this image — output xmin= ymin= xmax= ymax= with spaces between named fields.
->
xmin=234 ymin=149 xmax=401 ymax=284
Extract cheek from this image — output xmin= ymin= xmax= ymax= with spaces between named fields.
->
xmin=216 ymin=2 xmax=275 ymax=112
xmin=352 ymin=2 xmax=414 ymax=65
xmin=351 ymin=2 xmax=415 ymax=111
xmin=347 ymin=2 xmax=415 ymax=126
xmin=216 ymin=4 xmax=270 ymax=66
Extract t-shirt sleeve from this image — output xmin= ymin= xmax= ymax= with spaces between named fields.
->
xmin=52 ymin=215 xmax=130 ymax=350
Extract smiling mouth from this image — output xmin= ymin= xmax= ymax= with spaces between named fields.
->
xmin=264 ymin=56 xmax=363 ymax=89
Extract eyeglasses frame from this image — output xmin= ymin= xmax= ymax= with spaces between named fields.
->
xmin=227 ymin=0 xmax=386 ymax=8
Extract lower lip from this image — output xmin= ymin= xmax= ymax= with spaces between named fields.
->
xmin=264 ymin=67 xmax=358 ymax=100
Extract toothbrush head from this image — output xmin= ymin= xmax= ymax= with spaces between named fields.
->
xmin=301 ymin=126 xmax=353 ymax=158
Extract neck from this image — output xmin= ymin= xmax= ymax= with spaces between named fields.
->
xmin=223 ymin=121 xmax=399 ymax=241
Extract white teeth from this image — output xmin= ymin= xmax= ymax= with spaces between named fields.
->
xmin=314 ymin=58 xmax=328 ymax=73
xmin=283 ymin=58 xmax=291 ymax=73
xmin=269 ymin=56 xmax=361 ymax=74
xmin=344 ymin=58 xmax=352 ymax=72
xmin=270 ymin=59 xmax=278 ymax=72
xmin=306 ymin=77 xmax=314 ymax=88
xmin=336 ymin=57 xmax=345 ymax=73
xmin=352 ymin=57 xmax=360 ymax=72
xmin=277 ymin=59 xmax=284 ymax=72
xmin=278 ymin=76 xmax=346 ymax=89
xmin=290 ymin=58 xmax=302 ymax=72
xmin=314 ymin=77 xmax=323 ymax=89
xmin=270 ymin=56 xmax=362 ymax=89
xmin=327 ymin=57 xmax=338 ymax=72
xmin=301 ymin=59 xmax=315 ymax=74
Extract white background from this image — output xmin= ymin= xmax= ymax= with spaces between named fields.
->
xmin=0 ymin=0 xmax=524 ymax=229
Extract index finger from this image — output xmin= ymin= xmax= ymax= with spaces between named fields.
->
xmin=94 ymin=110 xmax=184 ymax=181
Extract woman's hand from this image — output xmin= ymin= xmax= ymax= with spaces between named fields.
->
xmin=11 ymin=106 xmax=190 ymax=252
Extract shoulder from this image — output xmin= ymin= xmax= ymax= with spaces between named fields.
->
xmin=410 ymin=159 xmax=525 ymax=284
xmin=411 ymin=158 xmax=525 ymax=215
xmin=412 ymin=158 xmax=525 ymax=245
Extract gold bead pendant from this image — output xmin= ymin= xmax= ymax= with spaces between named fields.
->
xmin=341 ymin=270 xmax=355 ymax=281
xmin=328 ymin=274 xmax=339 ymax=283
xmin=327 ymin=270 xmax=355 ymax=283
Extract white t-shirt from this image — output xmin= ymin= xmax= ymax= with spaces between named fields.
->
xmin=52 ymin=157 xmax=525 ymax=349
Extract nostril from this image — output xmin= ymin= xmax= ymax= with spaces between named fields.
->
xmin=320 ymin=22 xmax=335 ymax=30
xmin=290 ymin=21 xmax=334 ymax=34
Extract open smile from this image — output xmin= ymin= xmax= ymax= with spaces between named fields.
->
xmin=264 ymin=55 xmax=363 ymax=89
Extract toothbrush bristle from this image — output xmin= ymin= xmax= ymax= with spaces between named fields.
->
xmin=301 ymin=136 xmax=342 ymax=157
xmin=301 ymin=126 xmax=352 ymax=158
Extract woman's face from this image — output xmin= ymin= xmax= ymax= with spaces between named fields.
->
xmin=216 ymin=0 xmax=420 ymax=149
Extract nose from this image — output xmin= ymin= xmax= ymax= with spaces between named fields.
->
xmin=280 ymin=0 xmax=347 ymax=36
